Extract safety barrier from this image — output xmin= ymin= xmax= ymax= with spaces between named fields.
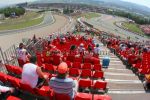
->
xmin=3 ymin=45 xmax=19 ymax=66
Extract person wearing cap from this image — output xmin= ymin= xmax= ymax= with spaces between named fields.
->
xmin=49 ymin=62 xmax=78 ymax=99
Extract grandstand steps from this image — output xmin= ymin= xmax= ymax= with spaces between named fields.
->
xmin=104 ymin=74 xmax=139 ymax=80
xmin=103 ymin=53 xmax=145 ymax=96
xmin=104 ymin=69 xmax=135 ymax=74
xmin=107 ymin=82 xmax=144 ymax=90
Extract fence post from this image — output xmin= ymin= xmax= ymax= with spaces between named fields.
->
xmin=0 ymin=47 xmax=5 ymax=64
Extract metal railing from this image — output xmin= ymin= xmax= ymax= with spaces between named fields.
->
xmin=3 ymin=45 xmax=19 ymax=66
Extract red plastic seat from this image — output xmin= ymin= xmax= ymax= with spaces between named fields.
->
xmin=80 ymin=69 xmax=92 ymax=78
xmin=67 ymin=55 xmax=75 ymax=62
xmin=79 ymin=79 xmax=92 ymax=89
xmin=43 ymin=63 xmax=56 ymax=73
xmin=75 ymin=93 xmax=92 ymax=100
xmin=5 ymin=64 xmax=13 ymax=72
xmin=94 ymin=94 xmax=112 ymax=100
xmin=66 ymin=61 xmax=72 ymax=68
xmin=69 ymin=68 xmax=80 ymax=77
xmin=92 ymin=58 xmax=100 ymax=64
xmin=84 ymin=57 xmax=92 ymax=64
xmin=74 ymin=57 xmax=82 ymax=63
xmin=19 ymin=82 xmax=35 ymax=94
xmin=92 ymin=81 xmax=107 ymax=93
xmin=0 ymin=72 xmax=7 ymax=83
xmin=82 ymin=63 xmax=92 ymax=69
xmin=37 ymin=86 xmax=51 ymax=97
xmin=7 ymin=95 xmax=21 ymax=100
xmin=93 ymin=71 xmax=104 ymax=80
xmin=93 ymin=64 xmax=101 ymax=71
xmin=72 ymin=62 xmax=82 ymax=69
xmin=7 ymin=76 xmax=21 ymax=88
xmin=13 ymin=67 xmax=22 ymax=75
xmin=54 ymin=92 xmax=71 ymax=100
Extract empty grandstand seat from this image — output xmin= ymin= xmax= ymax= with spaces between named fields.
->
xmin=92 ymin=71 xmax=104 ymax=80
xmin=0 ymin=72 xmax=7 ymax=83
xmin=74 ymin=57 xmax=82 ymax=63
xmin=92 ymin=81 xmax=108 ymax=93
xmin=69 ymin=68 xmax=80 ymax=77
xmin=43 ymin=63 xmax=56 ymax=73
xmin=67 ymin=55 xmax=75 ymax=62
xmin=78 ymin=79 xmax=92 ymax=93
xmin=82 ymin=63 xmax=92 ymax=69
xmin=7 ymin=76 xmax=21 ymax=88
xmin=94 ymin=95 xmax=112 ymax=100
xmin=93 ymin=64 xmax=102 ymax=71
xmin=5 ymin=64 xmax=14 ymax=73
xmin=53 ymin=92 xmax=71 ymax=100
xmin=84 ymin=57 xmax=92 ymax=64
xmin=12 ymin=67 xmax=22 ymax=75
xmin=80 ymin=69 xmax=92 ymax=78
xmin=66 ymin=61 xmax=72 ymax=68
xmin=92 ymin=57 xmax=100 ymax=64
xmin=6 ymin=95 xmax=21 ymax=100
xmin=74 ymin=93 xmax=92 ymax=100
xmin=72 ymin=62 xmax=82 ymax=69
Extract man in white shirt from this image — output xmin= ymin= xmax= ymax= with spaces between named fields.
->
xmin=16 ymin=43 xmax=30 ymax=67
xmin=21 ymin=56 xmax=48 ymax=88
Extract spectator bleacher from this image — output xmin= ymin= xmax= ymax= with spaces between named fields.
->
xmin=1 ymin=33 xmax=111 ymax=100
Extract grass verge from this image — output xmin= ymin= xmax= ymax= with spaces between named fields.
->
xmin=0 ymin=11 xmax=44 ymax=31
xmin=122 ymin=22 xmax=144 ymax=34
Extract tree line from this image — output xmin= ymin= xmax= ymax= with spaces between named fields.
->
xmin=63 ymin=8 xmax=74 ymax=14
xmin=106 ymin=9 xmax=150 ymax=25
xmin=0 ymin=7 xmax=25 ymax=17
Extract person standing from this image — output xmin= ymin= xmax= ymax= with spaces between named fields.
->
xmin=16 ymin=43 xmax=30 ymax=67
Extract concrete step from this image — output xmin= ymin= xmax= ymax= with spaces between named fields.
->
xmin=108 ymin=64 xmax=126 ymax=69
xmin=104 ymin=68 xmax=133 ymax=74
xmin=107 ymin=82 xmax=144 ymax=90
xmin=108 ymin=93 xmax=150 ymax=100
xmin=104 ymin=73 xmax=139 ymax=80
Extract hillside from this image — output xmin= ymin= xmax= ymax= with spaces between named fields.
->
xmin=34 ymin=0 xmax=150 ymax=16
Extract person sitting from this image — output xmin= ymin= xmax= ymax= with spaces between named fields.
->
xmin=21 ymin=56 xmax=48 ymax=88
xmin=16 ymin=43 xmax=31 ymax=67
xmin=70 ymin=45 xmax=78 ymax=55
xmin=49 ymin=62 xmax=78 ymax=99
xmin=0 ymin=81 xmax=14 ymax=99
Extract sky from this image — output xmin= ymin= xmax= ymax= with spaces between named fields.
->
xmin=0 ymin=0 xmax=150 ymax=8
xmin=121 ymin=0 xmax=150 ymax=8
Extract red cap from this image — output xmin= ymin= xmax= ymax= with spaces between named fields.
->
xmin=57 ymin=62 xmax=68 ymax=74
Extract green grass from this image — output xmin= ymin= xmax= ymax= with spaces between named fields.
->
xmin=0 ymin=11 xmax=44 ymax=30
xmin=77 ymin=12 xmax=101 ymax=19
xmin=122 ymin=22 xmax=144 ymax=34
